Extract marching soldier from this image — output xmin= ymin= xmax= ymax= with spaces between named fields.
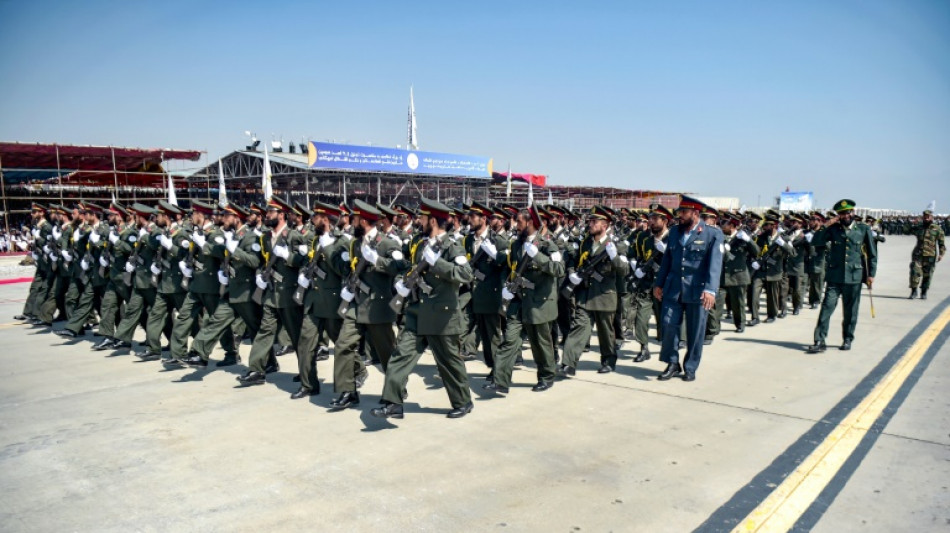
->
xmin=373 ymin=198 xmax=474 ymax=419
xmin=786 ymin=214 xmax=808 ymax=315
xmin=37 ymin=205 xmax=72 ymax=325
xmin=16 ymin=204 xmax=53 ymax=323
xmin=136 ymin=201 xmax=187 ymax=360
xmin=805 ymin=212 xmax=827 ymax=309
xmin=92 ymin=203 xmax=135 ymax=349
xmin=807 ymin=199 xmax=878 ymax=352
xmin=57 ymin=203 xmax=110 ymax=338
xmin=701 ymin=206 xmax=724 ymax=344
xmin=718 ymin=213 xmax=758 ymax=332
xmin=559 ymin=206 xmax=629 ymax=375
xmin=909 ymin=209 xmax=945 ymax=300
xmin=751 ymin=214 xmax=795 ymax=323
xmin=627 ymin=204 xmax=672 ymax=362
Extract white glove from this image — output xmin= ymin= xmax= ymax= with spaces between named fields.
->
xmin=80 ymin=258 xmax=89 ymax=271
xmin=32 ymin=252 xmax=39 ymax=261
xmin=298 ymin=244 xmax=309 ymax=256
xmin=341 ymin=286 xmax=355 ymax=302
xmin=192 ymin=233 xmax=207 ymax=248
xmin=724 ymin=243 xmax=731 ymax=253
xmin=272 ymin=244 xmax=289 ymax=259
xmin=524 ymin=241 xmax=539 ymax=258
xmin=654 ymin=240 xmax=667 ymax=253
xmin=125 ymin=261 xmax=135 ymax=273
xmin=178 ymin=260 xmax=193 ymax=277
xmin=606 ymin=241 xmax=618 ymax=260
xmin=52 ymin=227 xmax=62 ymax=240
xmin=150 ymin=263 xmax=161 ymax=275
xmin=43 ymin=244 xmax=51 ymax=254
xmin=568 ymin=272 xmax=582 ymax=285
xmin=226 ymin=238 xmax=238 ymax=254
xmin=99 ymin=256 xmax=109 ymax=267
xmin=635 ymin=268 xmax=645 ymax=279
xmin=361 ymin=244 xmax=379 ymax=265
xmin=31 ymin=228 xmax=39 ymax=239
xmin=49 ymin=254 xmax=58 ymax=263
xmin=61 ymin=250 xmax=72 ymax=262
xmin=223 ymin=231 xmax=233 ymax=241
xmin=502 ymin=287 xmax=515 ymax=301
xmin=629 ymin=259 xmax=638 ymax=270
xmin=159 ymin=234 xmax=173 ymax=250
xmin=805 ymin=232 xmax=813 ymax=243
xmin=341 ymin=251 xmax=350 ymax=262
xmin=775 ymin=236 xmax=786 ymax=247
xmin=738 ymin=230 xmax=751 ymax=242
xmin=90 ymin=232 xmax=101 ymax=244
xmin=558 ymin=233 xmax=568 ymax=242
xmin=423 ymin=246 xmax=441 ymax=266
xmin=395 ymin=279 xmax=410 ymax=297
xmin=318 ymin=234 xmax=335 ymax=248
xmin=108 ymin=232 xmax=119 ymax=244
xmin=777 ymin=226 xmax=786 ymax=235
xmin=871 ymin=230 xmax=878 ymax=237
xmin=752 ymin=261 xmax=761 ymax=270
xmin=296 ymin=272 xmax=310 ymax=288
xmin=218 ymin=270 xmax=229 ymax=286
xmin=71 ymin=229 xmax=80 ymax=242
xmin=480 ymin=240 xmax=498 ymax=259
xmin=255 ymin=274 xmax=267 ymax=289
xmin=138 ymin=227 xmax=148 ymax=238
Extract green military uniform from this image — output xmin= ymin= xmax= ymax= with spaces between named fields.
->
xmin=142 ymin=206 xmax=188 ymax=358
xmin=37 ymin=218 xmax=71 ymax=324
xmin=95 ymin=210 xmax=135 ymax=342
xmin=463 ymin=224 xmax=509 ymax=375
xmin=62 ymin=221 xmax=91 ymax=322
xmin=752 ymin=223 xmax=795 ymax=321
xmin=787 ymin=226 xmax=808 ymax=314
xmin=719 ymin=225 xmax=759 ymax=330
xmin=909 ymin=214 xmax=946 ymax=298
xmin=113 ymin=210 xmax=160 ymax=346
xmin=810 ymin=200 xmax=878 ymax=350
xmin=21 ymin=213 xmax=53 ymax=320
xmin=64 ymin=209 xmax=110 ymax=335
xmin=627 ymin=225 xmax=668 ymax=357
xmin=805 ymin=220 xmax=826 ymax=308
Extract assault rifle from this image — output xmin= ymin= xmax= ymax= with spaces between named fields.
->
xmin=389 ymin=239 xmax=443 ymax=314
xmin=337 ymin=236 xmax=380 ymax=318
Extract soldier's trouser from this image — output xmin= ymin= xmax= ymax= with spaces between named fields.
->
xmin=296 ymin=314 xmax=342 ymax=392
xmin=97 ymin=283 xmax=128 ymax=338
xmin=765 ymin=279 xmax=782 ymax=319
xmin=145 ymin=292 xmax=185 ymax=353
xmin=333 ymin=319 xmax=394 ymax=392
xmin=248 ymin=304 xmax=303 ymax=374
xmin=171 ymin=292 xmax=236 ymax=360
xmin=789 ymin=274 xmax=804 ymax=310
xmin=459 ymin=295 xmax=478 ymax=356
xmin=808 ymin=271 xmax=825 ymax=306
xmin=779 ymin=274 xmax=789 ymax=313
xmin=191 ymin=300 xmax=264 ymax=360
xmin=629 ymin=290 xmax=653 ymax=347
xmin=38 ymin=274 xmax=69 ymax=323
xmin=562 ymin=308 xmax=617 ymax=369
xmin=494 ymin=313 xmax=557 ymax=389
xmin=65 ymin=276 xmax=86 ymax=319
xmin=275 ymin=323 xmax=293 ymax=349
xmin=748 ymin=276 xmax=765 ymax=321
xmin=474 ymin=312 xmax=502 ymax=370
xmin=910 ymin=257 xmax=937 ymax=291
xmin=381 ymin=328 xmax=472 ymax=408
xmin=705 ymin=288 xmax=726 ymax=337
xmin=659 ymin=300 xmax=708 ymax=375
xmin=725 ymin=285 xmax=747 ymax=329
xmin=613 ymin=297 xmax=625 ymax=342
xmin=114 ymin=287 xmax=157 ymax=343
xmin=814 ymin=282 xmax=862 ymax=344
xmin=22 ymin=274 xmax=47 ymax=317
xmin=556 ymin=294 xmax=573 ymax=345
xmin=64 ymin=280 xmax=95 ymax=334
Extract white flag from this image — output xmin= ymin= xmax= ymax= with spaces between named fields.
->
xmin=111 ymin=191 xmax=117 ymax=205
xmin=506 ymin=164 xmax=512 ymax=199
xmin=167 ymin=173 xmax=178 ymax=206
xmin=527 ymin=178 xmax=534 ymax=207
xmin=926 ymin=200 xmax=936 ymax=212
xmin=262 ymin=146 xmax=273 ymax=201
xmin=218 ymin=159 xmax=228 ymax=208
xmin=407 ymin=86 xmax=418 ymax=150
xmin=547 ymin=189 xmax=553 ymax=204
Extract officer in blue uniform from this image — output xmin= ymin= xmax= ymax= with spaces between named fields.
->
xmin=653 ymin=195 xmax=724 ymax=382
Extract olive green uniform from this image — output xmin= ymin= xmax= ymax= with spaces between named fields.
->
xmin=144 ymin=225 xmax=188 ymax=355
xmin=97 ymin=224 xmax=135 ymax=339
xmin=463 ymin=228 xmax=510 ymax=373
xmin=114 ymin=225 xmax=159 ymax=343
xmin=910 ymin=223 xmax=946 ymax=293
xmin=811 ymin=220 xmax=877 ymax=345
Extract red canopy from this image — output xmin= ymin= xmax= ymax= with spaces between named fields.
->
xmin=491 ymin=171 xmax=546 ymax=187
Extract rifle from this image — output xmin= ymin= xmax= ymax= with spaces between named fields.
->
xmin=47 ymin=225 xmax=63 ymax=273
xmin=252 ymin=229 xmax=288 ymax=306
xmin=152 ymin=228 xmax=167 ymax=288
xmin=122 ymin=228 xmax=146 ymax=286
xmin=389 ymin=239 xmax=443 ymax=314
xmin=293 ymin=233 xmax=330 ymax=305
xmin=561 ymin=249 xmax=610 ymax=299
xmin=218 ymin=229 xmax=240 ymax=297
xmin=180 ymin=228 xmax=201 ymax=290
xmin=468 ymin=229 xmax=496 ymax=282
xmin=338 ymin=236 xmax=381 ymax=318
xmin=97 ymin=225 xmax=114 ymax=279
xmin=499 ymin=237 xmax=538 ymax=316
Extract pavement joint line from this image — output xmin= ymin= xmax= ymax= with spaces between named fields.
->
xmin=731 ymin=304 xmax=950 ymax=533
xmin=873 ymin=431 xmax=950 ymax=449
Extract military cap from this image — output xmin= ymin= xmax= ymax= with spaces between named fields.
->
xmin=293 ymin=201 xmax=311 ymax=217
xmin=500 ymin=203 xmax=520 ymax=217
xmin=249 ymin=203 xmax=265 ymax=216
xmin=537 ymin=207 xmax=556 ymax=224
xmin=527 ymin=206 xmax=543 ymax=228
xmin=766 ymin=209 xmax=782 ymax=221
xmin=222 ymin=203 xmax=248 ymax=219
xmin=129 ymin=203 xmax=156 ymax=217
xmin=351 ymin=199 xmax=382 ymax=222
xmin=701 ymin=205 xmax=720 ymax=218
xmin=923 ymin=209 xmax=933 ymax=216
xmin=589 ymin=205 xmax=613 ymax=222
xmin=108 ymin=202 xmax=128 ymax=217
xmin=312 ymin=201 xmax=342 ymax=217
xmin=82 ymin=202 xmax=106 ymax=215
xmin=722 ymin=213 xmax=742 ymax=226
xmin=30 ymin=202 xmax=47 ymax=213
xmin=467 ymin=201 xmax=493 ymax=217
xmin=156 ymin=200 xmax=182 ymax=216
xmin=491 ymin=207 xmax=508 ymax=219
xmin=376 ymin=203 xmax=400 ymax=219
xmin=678 ymin=195 xmax=706 ymax=211
xmin=191 ymin=200 xmax=215 ymax=215
xmin=266 ymin=196 xmax=293 ymax=213
xmin=338 ymin=203 xmax=351 ymax=216
xmin=764 ymin=213 xmax=781 ymax=224
xmin=546 ymin=204 xmax=568 ymax=217
xmin=650 ymin=204 xmax=675 ymax=220
xmin=417 ymin=198 xmax=453 ymax=222
xmin=746 ymin=211 xmax=763 ymax=222
xmin=833 ymin=199 xmax=856 ymax=213
xmin=393 ymin=203 xmax=415 ymax=217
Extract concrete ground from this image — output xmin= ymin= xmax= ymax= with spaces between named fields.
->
xmin=0 ymin=235 xmax=947 ymax=532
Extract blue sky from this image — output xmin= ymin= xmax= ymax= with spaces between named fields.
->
xmin=1 ymin=0 xmax=948 ymax=211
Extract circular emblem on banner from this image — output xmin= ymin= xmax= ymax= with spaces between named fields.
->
xmin=407 ymin=152 xmax=419 ymax=170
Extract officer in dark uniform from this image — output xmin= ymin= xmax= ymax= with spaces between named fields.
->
xmin=717 ymin=213 xmax=758 ymax=332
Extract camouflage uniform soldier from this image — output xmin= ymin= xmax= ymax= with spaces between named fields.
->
xmin=909 ymin=209 xmax=946 ymax=300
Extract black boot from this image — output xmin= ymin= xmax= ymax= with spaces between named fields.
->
xmin=920 ymin=289 xmax=928 ymax=300
xmin=909 ymin=288 xmax=918 ymax=299
xmin=658 ymin=363 xmax=683 ymax=381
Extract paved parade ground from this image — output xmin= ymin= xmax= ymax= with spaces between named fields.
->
xmin=0 ymin=235 xmax=947 ymax=532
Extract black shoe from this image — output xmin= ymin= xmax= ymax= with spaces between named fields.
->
xmin=778 ymin=312 xmax=787 ymax=319
xmin=792 ymin=308 xmax=801 ymax=316
xmin=329 ymin=391 xmax=360 ymax=410
xmin=355 ymin=368 xmax=369 ymax=389
xmin=217 ymin=353 xmax=241 ymax=367
xmin=315 ymin=347 xmax=330 ymax=361
xmin=161 ymin=344 xmax=170 ymax=352
xmin=272 ymin=344 xmax=294 ymax=357
xmin=447 ymin=402 xmax=474 ymax=419
xmin=514 ymin=356 xmax=524 ymax=367
xmin=370 ymin=402 xmax=403 ymax=419
xmin=92 ymin=338 xmax=117 ymax=351
xmin=13 ymin=314 xmax=27 ymax=321
xmin=806 ymin=342 xmax=827 ymax=353
xmin=291 ymin=386 xmax=318 ymax=399
xmin=747 ymin=318 xmax=760 ymax=327
xmin=531 ymin=381 xmax=553 ymax=392
xmin=264 ymin=361 xmax=280 ymax=374
xmin=482 ymin=382 xmax=509 ymax=394
xmin=633 ymin=347 xmax=651 ymax=363
xmin=237 ymin=371 xmax=266 ymax=385
xmin=597 ymin=364 xmax=613 ymax=374
xmin=658 ymin=363 xmax=683 ymax=381
xmin=55 ymin=329 xmax=80 ymax=338
xmin=921 ymin=291 xmax=928 ymax=300
xmin=764 ymin=317 xmax=776 ymax=324
xmin=703 ymin=336 xmax=714 ymax=346
xmin=736 ymin=326 xmax=745 ymax=333
xmin=557 ymin=364 xmax=576 ymax=377
xmin=810 ymin=303 xmax=819 ymax=309
xmin=683 ymin=372 xmax=696 ymax=382
xmin=292 ymin=375 xmax=301 ymax=382
xmin=112 ymin=341 xmax=131 ymax=350
xmin=909 ymin=288 xmax=918 ymax=299
xmin=461 ymin=352 xmax=477 ymax=361
xmin=840 ymin=341 xmax=852 ymax=351
xmin=184 ymin=355 xmax=208 ymax=367
xmin=135 ymin=350 xmax=162 ymax=361
xmin=162 ymin=358 xmax=185 ymax=368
